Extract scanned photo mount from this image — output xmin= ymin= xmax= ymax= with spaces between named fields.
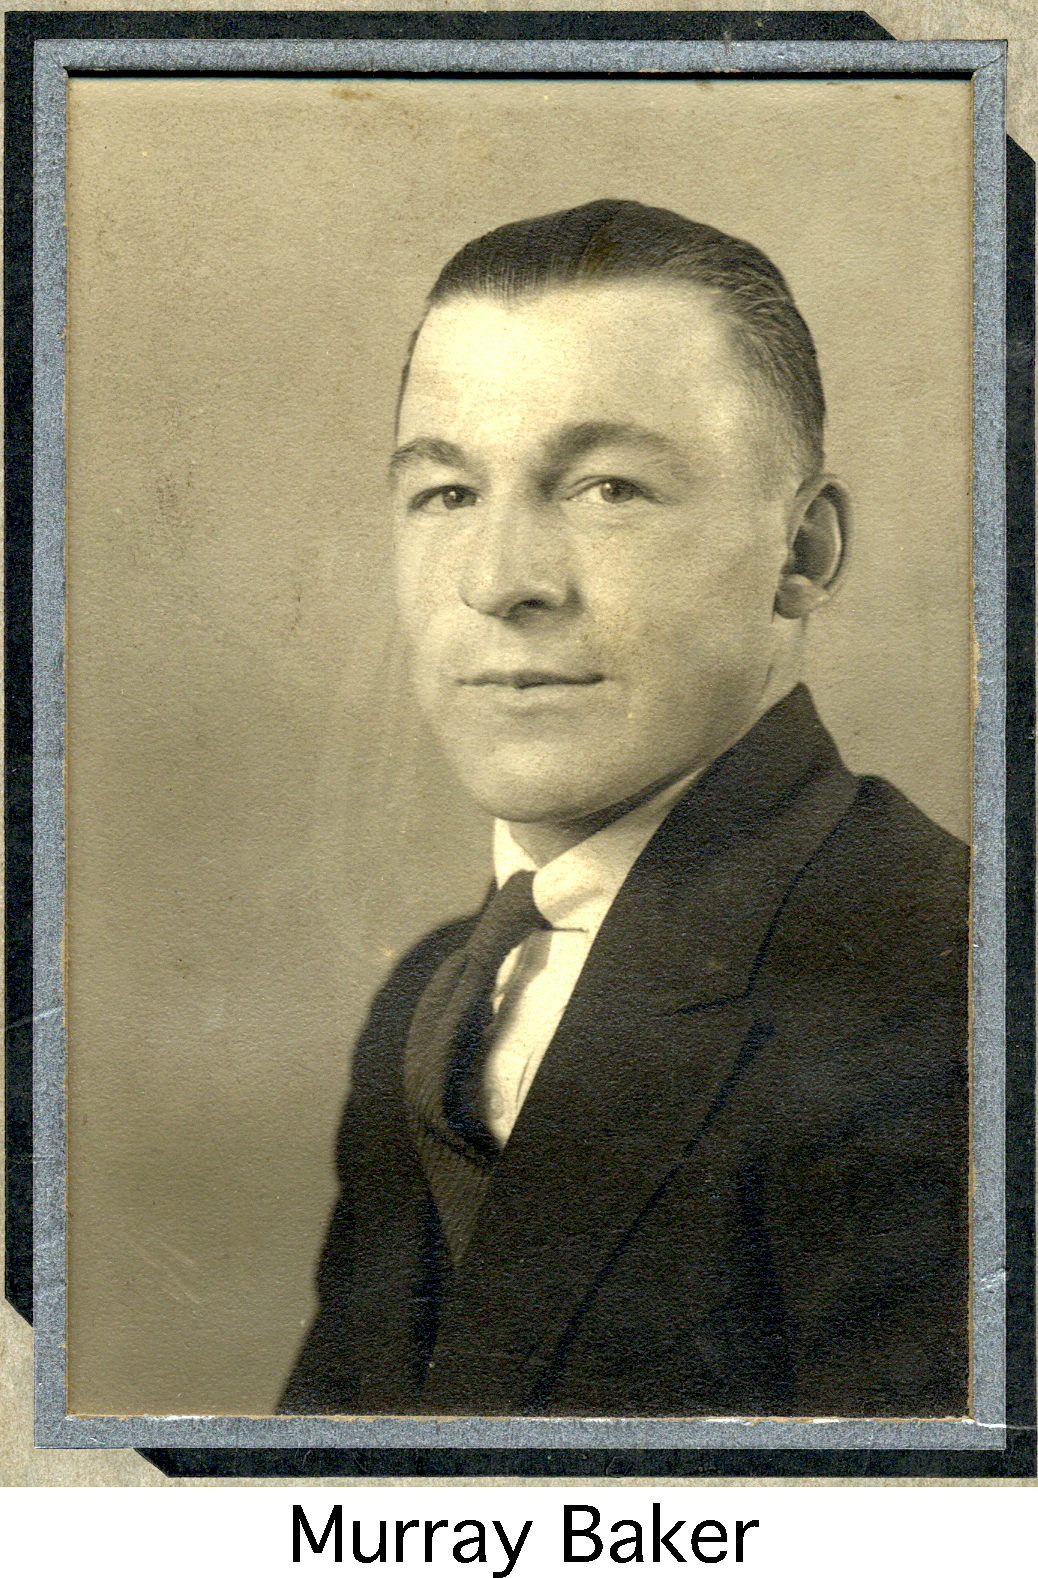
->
xmin=10 ymin=26 xmax=1029 ymax=1472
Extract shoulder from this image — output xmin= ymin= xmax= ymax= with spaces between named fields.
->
xmin=781 ymin=773 xmax=967 ymax=927
xmin=837 ymin=774 xmax=967 ymax=893
xmin=362 ymin=910 xmax=480 ymax=1037
xmin=345 ymin=908 xmax=480 ymax=1108
xmin=759 ymin=773 xmax=969 ymax=1061
xmin=369 ymin=911 xmax=479 ymax=1020
xmin=812 ymin=775 xmax=968 ymax=971
xmin=750 ymin=770 xmax=971 ymax=1129
xmin=753 ymin=777 xmax=970 ymax=1231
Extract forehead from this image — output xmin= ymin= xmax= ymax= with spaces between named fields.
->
xmin=398 ymin=281 xmax=764 ymax=458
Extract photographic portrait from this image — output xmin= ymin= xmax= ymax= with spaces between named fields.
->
xmin=32 ymin=41 xmax=1007 ymax=1457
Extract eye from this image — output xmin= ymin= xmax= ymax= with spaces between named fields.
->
xmin=573 ymin=477 xmax=651 ymax=506
xmin=410 ymin=484 xmax=479 ymax=513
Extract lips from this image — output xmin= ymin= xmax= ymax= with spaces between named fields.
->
xmin=460 ymin=669 xmax=604 ymax=689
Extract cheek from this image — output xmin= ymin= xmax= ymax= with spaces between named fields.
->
xmin=603 ymin=547 xmax=780 ymax=674
xmin=694 ymin=528 xmax=789 ymax=651
xmin=392 ymin=523 xmax=437 ymax=637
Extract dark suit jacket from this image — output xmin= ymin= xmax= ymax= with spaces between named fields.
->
xmin=281 ymin=686 xmax=969 ymax=1418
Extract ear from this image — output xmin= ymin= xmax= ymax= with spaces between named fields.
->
xmin=774 ymin=474 xmax=853 ymax=620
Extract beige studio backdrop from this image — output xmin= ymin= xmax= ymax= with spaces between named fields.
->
xmin=62 ymin=74 xmax=973 ymax=1416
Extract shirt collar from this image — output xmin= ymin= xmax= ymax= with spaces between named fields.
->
xmin=493 ymin=770 xmax=699 ymax=934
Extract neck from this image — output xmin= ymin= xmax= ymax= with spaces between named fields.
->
xmin=505 ymin=767 xmax=694 ymax=867
xmin=505 ymin=677 xmax=800 ymax=867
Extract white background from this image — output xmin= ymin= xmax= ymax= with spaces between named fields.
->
xmin=2 ymin=1485 xmax=1037 ymax=1575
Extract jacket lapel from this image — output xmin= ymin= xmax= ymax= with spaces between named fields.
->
xmin=422 ymin=688 xmax=858 ymax=1412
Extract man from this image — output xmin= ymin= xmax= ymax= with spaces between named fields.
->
xmin=281 ymin=200 xmax=969 ymax=1419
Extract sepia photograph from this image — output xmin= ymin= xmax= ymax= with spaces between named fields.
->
xmin=14 ymin=29 xmax=1021 ymax=1468
xmin=62 ymin=67 xmax=975 ymax=1425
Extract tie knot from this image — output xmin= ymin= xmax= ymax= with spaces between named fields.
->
xmin=465 ymin=869 xmax=547 ymax=971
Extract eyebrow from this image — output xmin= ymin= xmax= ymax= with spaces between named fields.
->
xmin=542 ymin=421 xmax=692 ymax=476
xmin=388 ymin=437 xmax=468 ymax=477
xmin=389 ymin=422 xmax=692 ymax=482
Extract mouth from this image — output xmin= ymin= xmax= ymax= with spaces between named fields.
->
xmin=460 ymin=669 xmax=605 ymax=690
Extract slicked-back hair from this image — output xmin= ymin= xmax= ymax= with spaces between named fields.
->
xmin=404 ymin=198 xmax=825 ymax=481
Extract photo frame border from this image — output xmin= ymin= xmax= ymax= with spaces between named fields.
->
xmin=5 ymin=9 xmax=1034 ymax=1481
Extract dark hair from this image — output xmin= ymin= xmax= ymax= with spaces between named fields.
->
xmin=407 ymin=198 xmax=825 ymax=478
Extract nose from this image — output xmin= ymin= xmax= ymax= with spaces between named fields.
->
xmin=455 ymin=495 xmax=573 ymax=619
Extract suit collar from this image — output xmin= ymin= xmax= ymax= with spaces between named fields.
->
xmin=423 ymin=687 xmax=859 ymax=1410
xmin=588 ymin=683 xmax=859 ymax=1011
xmin=487 ymin=683 xmax=850 ymax=1004
xmin=493 ymin=766 xmax=699 ymax=933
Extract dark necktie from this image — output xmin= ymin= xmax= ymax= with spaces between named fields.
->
xmin=404 ymin=870 xmax=548 ymax=1263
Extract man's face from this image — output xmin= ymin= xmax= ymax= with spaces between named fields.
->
xmin=391 ymin=280 xmax=798 ymax=834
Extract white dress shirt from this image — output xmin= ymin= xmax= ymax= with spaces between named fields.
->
xmin=483 ymin=772 xmax=698 ymax=1146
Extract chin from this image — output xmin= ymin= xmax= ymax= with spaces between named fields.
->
xmin=455 ymin=755 xmax=645 ymax=829
xmin=469 ymin=787 xmax=597 ymax=828
xmin=453 ymin=766 xmax=592 ymax=826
